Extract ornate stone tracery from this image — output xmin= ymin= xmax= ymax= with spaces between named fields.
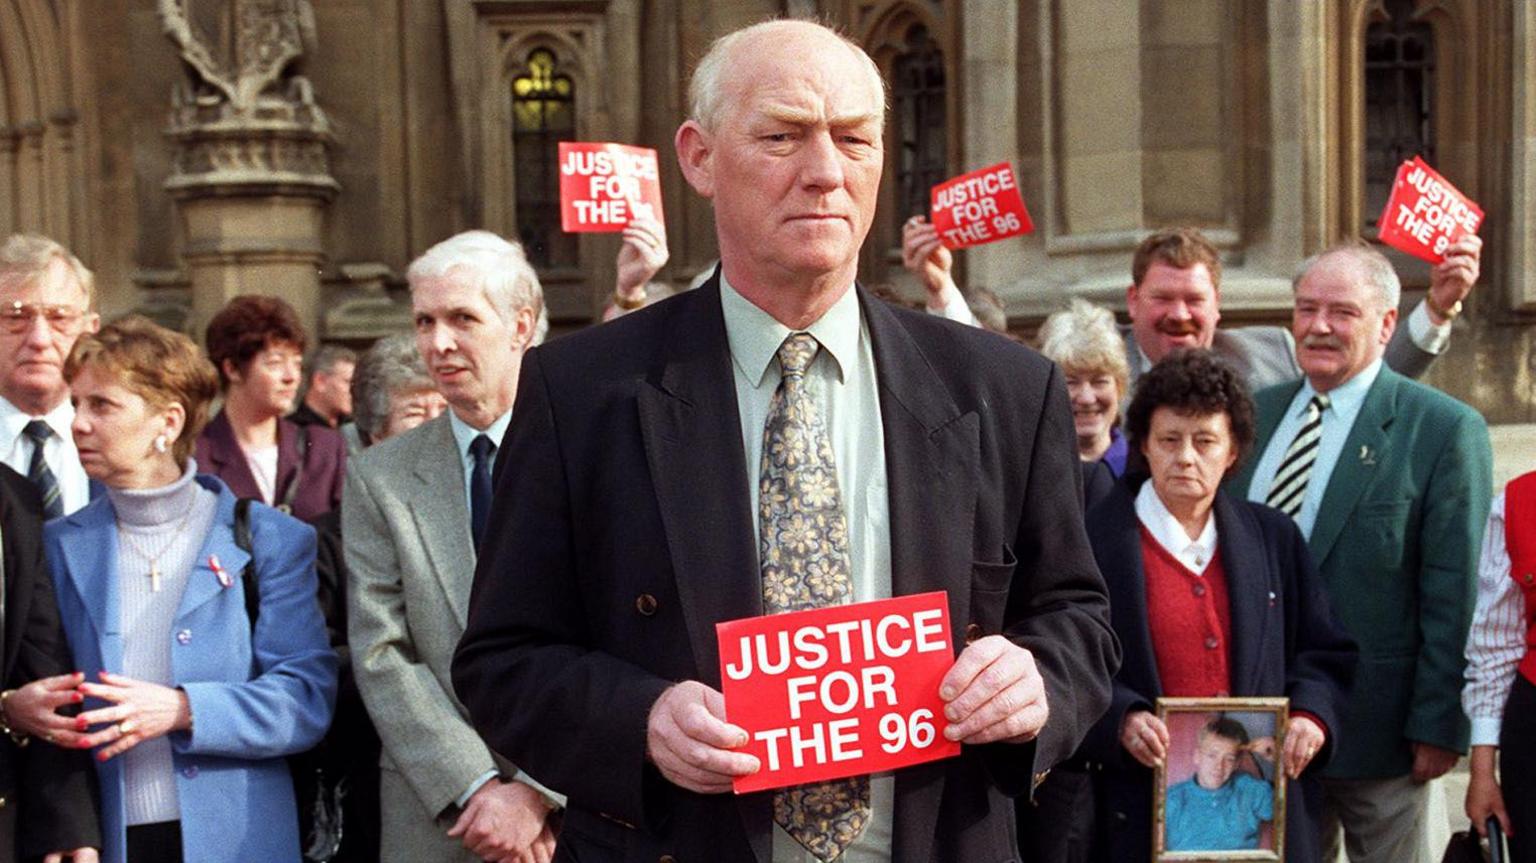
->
xmin=157 ymin=0 xmax=336 ymax=339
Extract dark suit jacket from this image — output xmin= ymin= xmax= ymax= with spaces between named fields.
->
xmin=0 ymin=464 xmax=99 ymax=862
xmin=1229 ymin=367 xmax=1492 ymax=779
xmin=453 ymin=280 xmax=1120 ymax=863
xmin=1078 ymin=478 xmax=1356 ymax=863
xmin=196 ymin=411 xmax=347 ymax=521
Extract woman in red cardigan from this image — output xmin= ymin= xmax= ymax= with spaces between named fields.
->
xmin=1075 ymin=350 xmax=1356 ymax=863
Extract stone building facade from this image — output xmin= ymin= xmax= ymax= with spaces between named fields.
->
xmin=2 ymin=0 xmax=1533 ymax=426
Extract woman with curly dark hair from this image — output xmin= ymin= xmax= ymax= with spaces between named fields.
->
xmin=1073 ymin=349 xmax=1356 ymax=863
xmin=194 ymin=296 xmax=346 ymax=520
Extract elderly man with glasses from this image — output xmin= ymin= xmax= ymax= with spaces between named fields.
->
xmin=0 ymin=235 xmax=102 ymax=519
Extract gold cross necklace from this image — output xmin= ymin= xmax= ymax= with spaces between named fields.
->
xmin=117 ymin=508 xmax=196 ymax=593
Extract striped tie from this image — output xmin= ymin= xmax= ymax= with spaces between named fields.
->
xmin=1265 ymin=394 xmax=1330 ymax=518
xmin=23 ymin=419 xmax=63 ymax=520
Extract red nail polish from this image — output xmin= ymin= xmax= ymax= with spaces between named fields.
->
xmin=77 ymin=739 xmax=91 ymax=749
xmin=75 ymin=717 xmax=88 ymax=731
xmin=72 ymin=692 xmax=83 ymax=703
xmin=96 ymin=751 xmax=109 ymax=762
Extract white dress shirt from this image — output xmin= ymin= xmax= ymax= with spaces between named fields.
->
xmin=0 ymin=394 xmax=90 ymax=515
xmin=1245 ymin=358 xmax=1384 ymax=538
xmin=719 ymin=276 xmax=896 ymax=863
xmin=1134 ymin=480 xmax=1219 ymax=572
xmin=1462 ymin=492 xmax=1528 ymax=747
xmin=925 ymin=285 xmax=981 ymax=328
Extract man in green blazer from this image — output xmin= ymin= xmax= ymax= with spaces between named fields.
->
xmin=1229 ymin=241 xmax=1492 ymax=863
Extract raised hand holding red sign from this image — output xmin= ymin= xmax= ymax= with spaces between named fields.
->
xmin=559 ymin=142 xmax=666 ymax=233
xmin=929 ymin=162 xmax=1034 ymax=250
xmin=717 ymin=592 xmax=961 ymax=794
xmin=1376 ymin=157 xmax=1483 ymax=264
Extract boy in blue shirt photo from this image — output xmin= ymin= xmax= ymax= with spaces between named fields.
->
xmin=1164 ymin=717 xmax=1275 ymax=851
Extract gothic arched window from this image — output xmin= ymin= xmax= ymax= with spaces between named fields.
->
xmin=512 ymin=48 xmax=577 ymax=268
xmin=1363 ymin=0 xmax=1435 ymax=230
xmin=890 ymin=24 xmax=947 ymax=235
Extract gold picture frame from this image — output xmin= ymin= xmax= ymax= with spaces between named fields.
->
xmin=1153 ymin=697 xmax=1290 ymax=862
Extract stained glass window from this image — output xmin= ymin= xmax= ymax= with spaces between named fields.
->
xmin=513 ymin=48 xmax=577 ymax=268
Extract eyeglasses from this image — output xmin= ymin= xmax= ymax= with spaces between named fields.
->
xmin=0 ymin=302 xmax=87 ymax=335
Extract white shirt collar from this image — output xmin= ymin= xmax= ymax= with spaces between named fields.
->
xmin=1135 ymin=479 xmax=1219 ymax=572
xmin=448 ymin=408 xmax=512 ymax=460
xmin=718 ymin=271 xmax=860 ymax=388
xmin=1296 ymin=357 xmax=1382 ymax=423
xmin=0 ymin=393 xmax=73 ymax=444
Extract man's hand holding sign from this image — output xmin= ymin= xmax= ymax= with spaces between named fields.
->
xmin=1376 ymin=156 xmax=1483 ymax=325
xmin=645 ymin=593 xmax=1050 ymax=794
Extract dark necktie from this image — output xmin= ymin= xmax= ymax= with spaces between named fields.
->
xmin=759 ymin=333 xmax=870 ymax=861
xmin=469 ymin=434 xmax=496 ymax=550
xmin=1266 ymin=394 xmax=1330 ymax=519
xmin=23 ymin=420 xmax=63 ymax=520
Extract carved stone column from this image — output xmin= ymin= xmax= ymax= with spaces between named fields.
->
xmin=159 ymin=0 xmax=338 ymax=339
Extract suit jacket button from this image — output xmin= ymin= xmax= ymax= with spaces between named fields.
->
xmin=176 ymin=629 xmax=192 ymax=645
xmin=1524 ymin=572 xmax=1534 ymax=584
xmin=964 ymin=623 xmax=983 ymax=644
xmin=181 ymin=766 xmax=198 ymax=779
xmin=1204 ymin=636 xmax=1219 ymax=650
xmin=659 ymin=857 xmax=676 ymax=863
xmin=636 ymin=594 xmax=659 ymax=616
xmin=0 ymin=796 xmax=7 ymax=808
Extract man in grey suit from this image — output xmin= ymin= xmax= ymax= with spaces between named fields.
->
xmin=345 ymin=230 xmax=558 ymax=863
xmin=1121 ymin=227 xmax=1480 ymax=390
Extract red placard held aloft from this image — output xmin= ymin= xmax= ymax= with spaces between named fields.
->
xmin=1376 ymin=156 xmax=1483 ymax=264
xmin=929 ymin=162 xmax=1034 ymax=250
xmin=558 ymin=142 xmax=666 ymax=233
xmin=717 ymin=592 xmax=962 ymax=794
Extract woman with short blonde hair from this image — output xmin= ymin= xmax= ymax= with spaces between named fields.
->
xmin=9 ymin=315 xmax=336 ymax=863
xmin=1038 ymin=298 xmax=1132 ymax=475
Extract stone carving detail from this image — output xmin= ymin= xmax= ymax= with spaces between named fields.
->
xmin=159 ymin=0 xmax=336 ymax=197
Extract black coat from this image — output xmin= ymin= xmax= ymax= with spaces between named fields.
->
xmin=453 ymin=279 xmax=1121 ymax=863
xmin=0 ymin=464 xmax=100 ymax=861
xmin=1078 ymin=477 xmax=1356 ymax=863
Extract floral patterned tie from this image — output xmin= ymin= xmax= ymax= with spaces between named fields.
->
xmin=759 ymin=332 xmax=870 ymax=861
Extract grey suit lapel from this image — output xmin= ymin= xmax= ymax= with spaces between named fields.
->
xmin=408 ymin=416 xmax=475 ymax=624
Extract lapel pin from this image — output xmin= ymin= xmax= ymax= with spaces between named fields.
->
xmin=210 ymin=555 xmax=232 ymax=589
xmin=1359 ymin=445 xmax=1376 ymax=466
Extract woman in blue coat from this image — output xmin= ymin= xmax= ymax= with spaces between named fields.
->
xmin=12 ymin=316 xmax=336 ymax=863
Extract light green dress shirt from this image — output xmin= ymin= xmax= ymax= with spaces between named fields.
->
xmin=719 ymin=276 xmax=895 ymax=863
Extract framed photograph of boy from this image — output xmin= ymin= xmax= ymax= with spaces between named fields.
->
xmin=1152 ymin=697 xmax=1289 ymax=861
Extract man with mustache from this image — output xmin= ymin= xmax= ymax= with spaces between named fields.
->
xmin=1122 ymin=227 xmax=1479 ymax=391
xmin=1230 ymin=242 xmax=1492 ymax=863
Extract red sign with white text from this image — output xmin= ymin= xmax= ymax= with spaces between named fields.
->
xmin=717 ymin=592 xmax=961 ymax=794
xmin=558 ymin=142 xmax=665 ymax=232
xmin=1376 ymin=156 xmax=1483 ymax=264
xmin=929 ymin=162 xmax=1034 ymax=250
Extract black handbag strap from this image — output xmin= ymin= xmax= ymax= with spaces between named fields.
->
xmin=235 ymin=497 xmax=259 ymax=628
xmin=277 ymin=425 xmax=308 ymax=514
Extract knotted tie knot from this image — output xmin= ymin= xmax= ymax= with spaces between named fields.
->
xmin=777 ymin=332 xmax=820 ymax=379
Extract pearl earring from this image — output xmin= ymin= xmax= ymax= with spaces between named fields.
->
xmin=154 ymin=434 xmax=168 ymax=454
